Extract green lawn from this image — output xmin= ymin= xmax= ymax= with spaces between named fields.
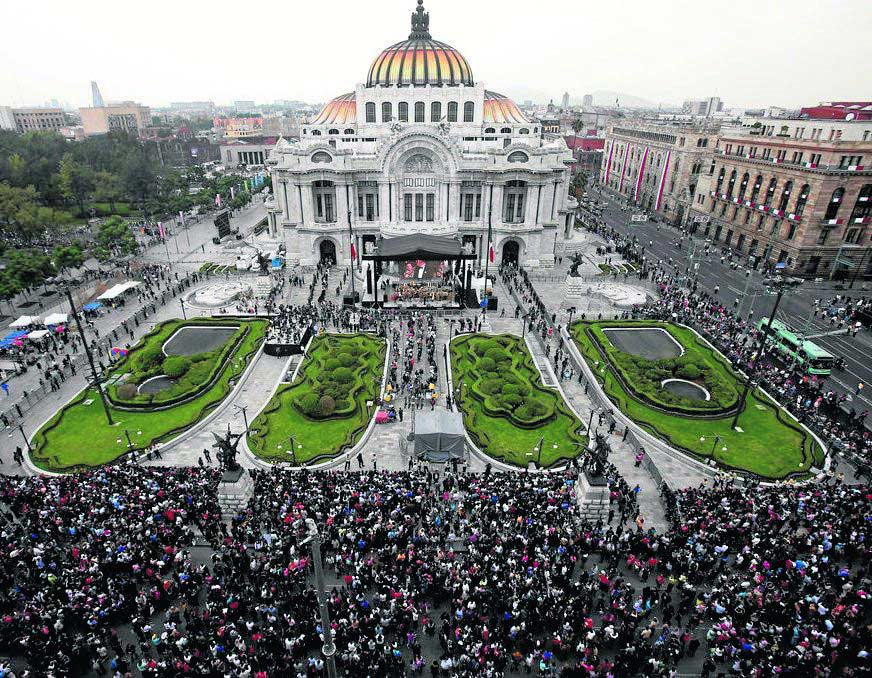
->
xmin=248 ymin=333 xmax=385 ymax=465
xmin=30 ymin=318 xmax=267 ymax=472
xmin=572 ymin=319 xmax=824 ymax=479
xmin=450 ymin=334 xmax=586 ymax=468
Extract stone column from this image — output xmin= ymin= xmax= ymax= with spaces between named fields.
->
xmin=524 ymin=184 xmax=538 ymax=225
xmin=300 ymin=183 xmax=315 ymax=226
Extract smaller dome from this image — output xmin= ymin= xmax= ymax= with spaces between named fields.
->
xmin=483 ymin=91 xmax=530 ymax=124
xmin=311 ymin=93 xmax=356 ymax=125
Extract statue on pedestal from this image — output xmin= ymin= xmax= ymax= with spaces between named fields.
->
xmin=212 ymin=424 xmax=243 ymax=475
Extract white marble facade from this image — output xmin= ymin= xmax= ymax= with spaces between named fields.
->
xmin=266 ymin=1 xmax=577 ymax=269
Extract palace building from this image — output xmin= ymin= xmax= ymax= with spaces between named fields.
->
xmin=266 ymin=0 xmax=576 ymax=282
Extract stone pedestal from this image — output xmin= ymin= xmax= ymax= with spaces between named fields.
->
xmin=577 ymin=471 xmax=610 ymax=522
xmin=218 ymin=467 xmax=254 ymax=519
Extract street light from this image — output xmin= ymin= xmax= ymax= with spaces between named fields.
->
xmin=700 ymin=434 xmax=721 ymax=455
xmin=179 ymin=298 xmax=187 ymax=320
xmin=301 ymin=518 xmax=338 ymax=678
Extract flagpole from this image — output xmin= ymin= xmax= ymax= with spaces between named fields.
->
xmin=483 ymin=184 xmax=493 ymax=317
xmin=347 ymin=204 xmax=356 ymax=308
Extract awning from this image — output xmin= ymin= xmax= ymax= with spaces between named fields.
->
xmin=83 ymin=302 xmax=103 ymax=311
xmin=413 ymin=409 xmax=466 ymax=462
xmin=10 ymin=315 xmax=39 ymax=329
xmin=97 ymin=281 xmax=142 ymax=301
xmin=26 ymin=329 xmax=50 ymax=340
xmin=43 ymin=313 xmax=68 ymax=326
xmin=364 ymin=234 xmax=475 ymax=261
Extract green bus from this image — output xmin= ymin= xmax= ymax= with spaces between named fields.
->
xmin=757 ymin=318 xmax=835 ymax=376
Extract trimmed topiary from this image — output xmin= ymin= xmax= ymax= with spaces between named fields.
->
xmin=324 ymin=358 xmax=341 ymax=371
xmin=337 ymin=352 xmax=355 ymax=367
xmin=319 ymin=395 xmax=336 ymax=416
xmin=163 ymin=356 xmax=192 ymax=379
xmin=478 ymin=357 xmax=496 ymax=372
xmin=117 ymin=383 xmax=138 ymax=400
xmin=484 ymin=347 xmax=510 ymax=363
xmin=333 ymin=367 xmax=354 ymax=383
xmin=298 ymin=392 xmax=322 ymax=416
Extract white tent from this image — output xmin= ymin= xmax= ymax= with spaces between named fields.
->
xmin=43 ymin=313 xmax=68 ymax=326
xmin=26 ymin=329 xmax=50 ymax=340
xmin=97 ymin=281 xmax=142 ymax=301
xmin=10 ymin=315 xmax=39 ymax=329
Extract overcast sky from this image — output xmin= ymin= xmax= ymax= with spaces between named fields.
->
xmin=2 ymin=0 xmax=869 ymax=110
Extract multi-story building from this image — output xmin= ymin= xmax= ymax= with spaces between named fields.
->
xmin=220 ymin=139 xmax=275 ymax=168
xmin=0 ymin=106 xmax=16 ymax=131
xmin=564 ymin=136 xmax=604 ymax=176
xmin=266 ymin=1 xmax=576 ymax=270
xmin=682 ymin=97 xmax=723 ymax=117
xmin=600 ymin=121 xmax=718 ymax=226
xmin=8 ymin=107 xmax=66 ymax=133
xmin=582 ymin=94 xmax=593 ymax=108
xmin=689 ymin=117 xmax=872 ymax=278
xmin=79 ymin=102 xmax=151 ymax=136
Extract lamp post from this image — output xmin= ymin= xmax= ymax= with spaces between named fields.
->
xmin=302 ymin=518 xmax=338 ymax=678
xmin=347 ymin=209 xmax=356 ymax=306
xmin=288 ymin=435 xmax=298 ymax=466
xmin=535 ymin=436 xmax=545 ymax=467
xmin=567 ymin=306 xmax=576 ymax=328
xmin=66 ymin=286 xmax=113 ymax=426
xmin=730 ymin=276 xmax=799 ymax=429
xmin=179 ymin=298 xmax=187 ymax=320
xmin=124 ymin=429 xmax=134 ymax=451
xmin=18 ymin=424 xmax=32 ymax=453
xmin=234 ymin=404 xmax=249 ymax=433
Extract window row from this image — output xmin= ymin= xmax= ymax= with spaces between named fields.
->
xmin=365 ymin=101 xmax=475 ymax=124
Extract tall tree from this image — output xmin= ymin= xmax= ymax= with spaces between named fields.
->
xmin=58 ymin=153 xmax=95 ymax=216
xmin=93 ymin=170 xmax=123 ymax=212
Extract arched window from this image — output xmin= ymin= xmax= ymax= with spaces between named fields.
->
xmin=777 ymin=181 xmax=793 ymax=211
xmin=726 ymin=170 xmax=737 ymax=198
xmin=749 ymin=175 xmax=763 ymax=203
xmin=824 ymin=187 xmax=845 ymax=221
xmin=398 ymin=102 xmax=409 ymax=122
xmin=365 ymin=102 xmax=376 ymax=123
xmin=500 ymin=127 xmax=511 ymax=134
xmin=328 ymin=128 xmax=339 ymax=135
xmin=794 ymin=184 xmax=810 ymax=217
xmin=763 ymin=178 xmax=777 ymax=207
xmin=381 ymin=102 xmax=392 ymax=123
xmin=311 ymin=151 xmax=333 ymax=163
xmin=447 ymin=102 xmax=458 ymax=122
xmin=431 ymin=101 xmax=441 ymax=122
xmin=503 ymin=180 xmax=527 ymax=223
xmin=737 ymin=172 xmax=750 ymax=201
xmin=519 ymin=128 xmax=530 ymax=135
xmin=850 ymin=184 xmax=872 ymax=222
xmin=414 ymin=102 xmax=425 ymax=123
xmin=484 ymin=127 xmax=496 ymax=134
xmin=715 ymin=167 xmax=725 ymax=193
xmin=343 ymin=128 xmax=355 ymax=135
xmin=463 ymin=101 xmax=474 ymax=122
xmin=311 ymin=129 xmax=322 ymax=136
xmin=507 ymin=151 xmax=529 ymax=163
xmin=312 ymin=180 xmax=336 ymax=223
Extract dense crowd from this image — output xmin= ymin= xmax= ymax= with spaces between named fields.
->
xmin=0 ymin=463 xmax=867 ymax=677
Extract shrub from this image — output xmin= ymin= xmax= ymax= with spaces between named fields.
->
xmin=501 ymin=383 xmax=520 ymax=395
xmin=337 ymin=352 xmax=355 ymax=367
xmin=484 ymin=347 xmax=510 ymax=363
xmin=678 ymin=363 xmax=702 ymax=379
xmin=479 ymin=377 xmax=502 ymax=395
xmin=130 ymin=344 xmax=163 ymax=373
xmin=333 ymin=367 xmax=354 ymax=383
xmin=298 ymin=392 xmax=321 ymax=416
xmin=324 ymin=358 xmax=341 ymax=371
xmin=163 ymin=356 xmax=192 ymax=379
xmin=478 ymin=357 xmax=496 ymax=372
xmin=500 ymin=393 xmax=523 ymax=410
xmin=117 ymin=383 xmax=138 ymax=400
xmin=319 ymin=395 xmax=336 ymax=416
xmin=473 ymin=339 xmax=501 ymax=356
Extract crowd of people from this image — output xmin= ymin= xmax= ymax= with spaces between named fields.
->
xmin=0 ymin=461 xmax=866 ymax=677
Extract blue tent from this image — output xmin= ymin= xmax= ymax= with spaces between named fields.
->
xmin=0 ymin=331 xmax=28 ymax=348
xmin=83 ymin=302 xmax=103 ymax=311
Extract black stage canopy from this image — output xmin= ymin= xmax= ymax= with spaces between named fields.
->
xmin=363 ymin=234 xmax=476 ymax=261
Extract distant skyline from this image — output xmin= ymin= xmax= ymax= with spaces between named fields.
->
xmin=2 ymin=0 xmax=869 ymax=111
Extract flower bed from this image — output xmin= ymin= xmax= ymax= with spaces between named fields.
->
xmin=450 ymin=334 xmax=586 ymax=467
xmin=247 ymin=333 xmax=385 ymax=465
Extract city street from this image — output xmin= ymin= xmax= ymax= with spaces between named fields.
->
xmin=586 ymin=186 xmax=872 ymax=409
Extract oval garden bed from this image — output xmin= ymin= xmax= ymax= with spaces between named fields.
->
xmin=572 ymin=319 xmax=824 ymax=480
xmin=30 ymin=318 xmax=267 ymax=472
xmin=247 ymin=333 xmax=386 ymax=465
xmin=450 ymin=334 xmax=586 ymax=468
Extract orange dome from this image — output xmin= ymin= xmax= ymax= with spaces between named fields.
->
xmin=311 ymin=93 xmax=356 ymax=126
xmin=483 ymin=91 xmax=530 ymax=124
xmin=366 ymin=1 xmax=473 ymax=88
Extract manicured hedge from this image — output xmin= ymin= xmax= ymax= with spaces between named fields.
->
xmin=571 ymin=319 xmax=824 ymax=479
xmin=248 ymin=333 xmax=385 ymax=465
xmin=30 ymin=318 xmax=267 ymax=472
xmin=451 ymin=334 xmax=586 ymax=468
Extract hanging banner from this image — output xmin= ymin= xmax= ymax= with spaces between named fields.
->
xmin=654 ymin=150 xmax=671 ymax=212
xmin=633 ymin=147 xmax=650 ymax=203
xmin=603 ymin=142 xmax=615 ymax=185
